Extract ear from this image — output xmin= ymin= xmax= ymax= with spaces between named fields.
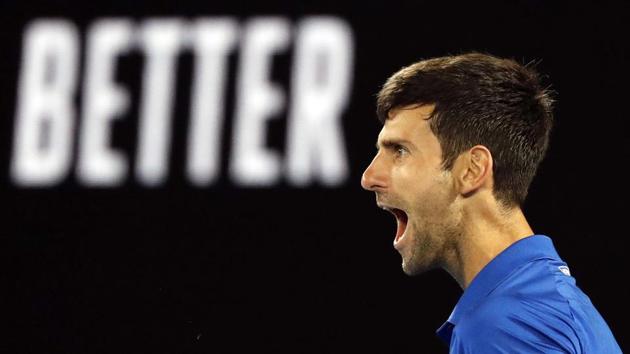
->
xmin=453 ymin=145 xmax=493 ymax=196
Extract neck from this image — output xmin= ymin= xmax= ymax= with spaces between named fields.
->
xmin=443 ymin=203 xmax=534 ymax=289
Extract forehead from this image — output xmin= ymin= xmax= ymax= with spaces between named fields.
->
xmin=377 ymin=105 xmax=436 ymax=145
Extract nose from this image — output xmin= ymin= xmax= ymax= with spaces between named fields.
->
xmin=361 ymin=155 xmax=387 ymax=191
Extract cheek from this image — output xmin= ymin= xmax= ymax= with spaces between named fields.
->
xmin=395 ymin=166 xmax=433 ymax=194
xmin=393 ymin=161 xmax=453 ymax=209
xmin=411 ymin=175 xmax=454 ymax=217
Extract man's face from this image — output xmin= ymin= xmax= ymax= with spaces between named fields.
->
xmin=361 ymin=105 xmax=461 ymax=275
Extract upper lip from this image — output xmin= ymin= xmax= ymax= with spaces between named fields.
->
xmin=377 ymin=202 xmax=402 ymax=215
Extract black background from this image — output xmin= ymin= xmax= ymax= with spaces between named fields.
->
xmin=2 ymin=0 xmax=628 ymax=353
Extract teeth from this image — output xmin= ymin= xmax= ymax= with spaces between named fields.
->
xmin=379 ymin=206 xmax=401 ymax=220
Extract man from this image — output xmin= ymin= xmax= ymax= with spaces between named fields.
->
xmin=360 ymin=53 xmax=621 ymax=353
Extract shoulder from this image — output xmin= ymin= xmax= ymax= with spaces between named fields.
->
xmin=451 ymin=295 xmax=581 ymax=354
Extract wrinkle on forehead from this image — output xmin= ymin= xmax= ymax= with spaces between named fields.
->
xmin=381 ymin=105 xmax=434 ymax=141
xmin=387 ymin=103 xmax=435 ymax=121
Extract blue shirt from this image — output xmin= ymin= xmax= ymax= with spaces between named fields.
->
xmin=436 ymin=235 xmax=622 ymax=353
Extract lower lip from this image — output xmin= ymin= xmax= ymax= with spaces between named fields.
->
xmin=393 ymin=229 xmax=407 ymax=250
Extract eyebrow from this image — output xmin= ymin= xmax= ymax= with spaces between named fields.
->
xmin=375 ymin=138 xmax=416 ymax=150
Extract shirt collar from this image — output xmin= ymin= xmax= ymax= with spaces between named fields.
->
xmin=436 ymin=234 xmax=561 ymax=345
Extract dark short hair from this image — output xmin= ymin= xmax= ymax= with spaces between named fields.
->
xmin=376 ymin=52 xmax=554 ymax=207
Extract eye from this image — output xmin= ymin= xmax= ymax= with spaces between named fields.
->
xmin=394 ymin=145 xmax=407 ymax=158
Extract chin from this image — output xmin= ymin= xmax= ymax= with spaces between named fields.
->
xmin=401 ymin=264 xmax=417 ymax=276
xmin=401 ymin=257 xmax=433 ymax=276
xmin=402 ymin=264 xmax=423 ymax=276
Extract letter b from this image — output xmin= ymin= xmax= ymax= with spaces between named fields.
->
xmin=11 ymin=20 xmax=79 ymax=186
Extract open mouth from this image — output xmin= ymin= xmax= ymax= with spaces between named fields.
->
xmin=383 ymin=207 xmax=408 ymax=244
